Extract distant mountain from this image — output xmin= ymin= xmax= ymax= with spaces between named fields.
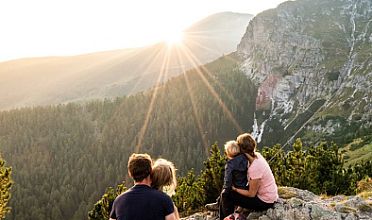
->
xmin=183 ymin=12 xmax=254 ymax=61
xmin=237 ymin=0 xmax=371 ymax=147
xmin=0 ymin=12 xmax=253 ymax=110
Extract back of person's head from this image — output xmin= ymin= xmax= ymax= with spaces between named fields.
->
xmin=236 ymin=133 xmax=257 ymax=157
xmin=151 ymin=158 xmax=177 ymax=195
xmin=224 ymin=140 xmax=240 ymax=158
xmin=128 ymin=153 xmax=152 ymax=182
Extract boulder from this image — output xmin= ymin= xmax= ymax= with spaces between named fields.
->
xmin=181 ymin=187 xmax=372 ymax=220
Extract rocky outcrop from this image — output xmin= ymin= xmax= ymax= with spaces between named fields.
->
xmin=181 ymin=187 xmax=372 ymax=220
xmin=237 ymin=0 xmax=372 ymax=146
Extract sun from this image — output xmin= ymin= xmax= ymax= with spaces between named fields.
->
xmin=163 ymin=31 xmax=184 ymax=46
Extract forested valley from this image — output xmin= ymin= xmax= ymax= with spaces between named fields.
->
xmin=0 ymin=54 xmax=257 ymax=220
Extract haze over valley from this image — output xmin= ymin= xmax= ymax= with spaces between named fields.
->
xmin=0 ymin=12 xmax=252 ymax=110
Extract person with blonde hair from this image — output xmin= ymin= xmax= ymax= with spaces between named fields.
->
xmin=109 ymin=153 xmax=177 ymax=220
xmin=151 ymin=158 xmax=177 ymax=195
xmin=151 ymin=158 xmax=180 ymax=219
xmin=222 ymin=140 xmax=249 ymax=192
xmin=206 ymin=140 xmax=249 ymax=220
xmin=220 ymin=133 xmax=278 ymax=219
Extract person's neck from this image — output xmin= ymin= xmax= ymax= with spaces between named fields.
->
xmin=245 ymin=152 xmax=257 ymax=164
xmin=134 ymin=176 xmax=152 ymax=187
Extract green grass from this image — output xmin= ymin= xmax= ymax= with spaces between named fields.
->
xmin=343 ymin=143 xmax=372 ymax=167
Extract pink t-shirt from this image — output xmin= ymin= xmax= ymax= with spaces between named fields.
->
xmin=248 ymin=153 xmax=278 ymax=203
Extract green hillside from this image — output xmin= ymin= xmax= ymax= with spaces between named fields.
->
xmin=0 ymin=54 xmax=256 ymax=220
xmin=343 ymin=141 xmax=372 ymax=167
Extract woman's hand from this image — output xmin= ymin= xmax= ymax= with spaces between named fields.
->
xmin=232 ymin=179 xmax=260 ymax=197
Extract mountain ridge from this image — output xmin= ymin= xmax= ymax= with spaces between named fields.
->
xmin=237 ymin=0 xmax=371 ymax=147
xmin=0 ymin=12 xmax=253 ymax=110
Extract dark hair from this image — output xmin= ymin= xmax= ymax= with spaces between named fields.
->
xmin=236 ymin=133 xmax=257 ymax=157
xmin=128 ymin=153 xmax=152 ymax=182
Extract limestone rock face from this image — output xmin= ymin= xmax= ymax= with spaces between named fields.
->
xmin=181 ymin=187 xmax=372 ymax=220
xmin=237 ymin=0 xmax=372 ymax=146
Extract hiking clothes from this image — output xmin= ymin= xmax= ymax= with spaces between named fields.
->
xmin=110 ymin=184 xmax=174 ymax=220
xmin=223 ymin=154 xmax=249 ymax=191
xmin=219 ymin=190 xmax=274 ymax=220
xmin=249 ymin=153 xmax=278 ymax=203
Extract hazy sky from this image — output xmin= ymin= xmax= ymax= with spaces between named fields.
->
xmin=0 ymin=0 xmax=287 ymax=62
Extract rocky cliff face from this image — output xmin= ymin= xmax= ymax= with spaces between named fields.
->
xmin=182 ymin=187 xmax=372 ymax=220
xmin=237 ymin=0 xmax=372 ymax=146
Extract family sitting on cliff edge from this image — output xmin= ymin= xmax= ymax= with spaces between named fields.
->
xmin=108 ymin=133 xmax=278 ymax=220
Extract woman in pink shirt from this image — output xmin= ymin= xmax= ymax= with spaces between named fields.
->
xmin=219 ymin=133 xmax=278 ymax=219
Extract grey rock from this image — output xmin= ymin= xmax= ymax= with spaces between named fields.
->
xmin=183 ymin=188 xmax=371 ymax=220
xmin=237 ymin=0 xmax=372 ymax=144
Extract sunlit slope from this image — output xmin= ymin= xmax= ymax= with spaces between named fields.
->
xmin=1 ymin=54 xmax=257 ymax=220
xmin=0 ymin=12 xmax=252 ymax=110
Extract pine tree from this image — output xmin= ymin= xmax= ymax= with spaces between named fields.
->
xmin=199 ymin=143 xmax=226 ymax=203
xmin=88 ymin=182 xmax=126 ymax=220
xmin=173 ymin=170 xmax=205 ymax=215
xmin=0 ymin=155 xmax=12 ymax=219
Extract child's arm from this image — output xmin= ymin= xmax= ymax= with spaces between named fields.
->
xmin=223 ymin=160 xmax=234 ymax=190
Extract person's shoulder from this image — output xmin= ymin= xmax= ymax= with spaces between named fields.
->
xmin=226 ymin=155 xmax=242 ymax=166
xmin=112 ymin=190 xmax=129 ymax=204
xmin=256 ymin=152 xmax=263 ymax=158
xmin=255 ymin=152 xmax=265 ymax=161
xmin=150 ymin=189 xmax=173 ymax=203
xmin=230 ymin=153 xmax=246 ymax=162
xmin=250 ymin=153 xmax=265 ymax=167
xmin=236 ymin=153 xmax=246 ymax=159
xmin=236 ymin=154 xmax=249 ymax=165
xmin=152 ymin=188 xmax=170 ymax=197
xmin=116 ymin=187 xmax=133 ymax=197
xmin=257 ymin=153 xmax=269 ymax=164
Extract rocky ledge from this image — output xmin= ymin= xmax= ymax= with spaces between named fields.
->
xmin=181 ymin=187 xmax=372 ymax=220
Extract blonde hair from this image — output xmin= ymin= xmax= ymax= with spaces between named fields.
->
xmin=224 ymin=140 xmax=240 ymax=158
xmin=151 ymin=158 xmax=177 ymax=196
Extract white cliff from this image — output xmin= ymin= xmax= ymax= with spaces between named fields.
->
xmin=237 ymin=0 xmax=372 ymax=145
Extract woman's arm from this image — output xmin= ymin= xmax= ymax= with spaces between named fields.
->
xmin=173 ymin=204 xmax=180 ymax=220
xmin=232 ymin=178 xmax=260 ymax=197
xmin=165 ymin=212 xmax=177 ymax=220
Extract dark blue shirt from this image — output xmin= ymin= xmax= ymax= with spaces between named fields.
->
xmin=223 ymin=154 xmax=249 ymax=190
xmin=110 ymin=184 xmax=174 ymax=220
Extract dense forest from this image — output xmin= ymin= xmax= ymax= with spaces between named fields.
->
xmin=0 ymin=54 xmax=257 ymax=220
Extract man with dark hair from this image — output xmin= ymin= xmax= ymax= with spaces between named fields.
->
xmin=109 ymin=153 xmax=177 ymax=220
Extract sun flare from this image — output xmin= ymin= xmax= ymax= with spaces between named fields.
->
xmin=164 ymin=31 xmax=184 ymax=46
